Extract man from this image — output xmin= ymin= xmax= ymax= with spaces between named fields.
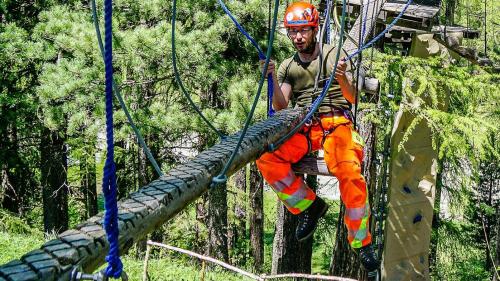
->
xmin=256 ymin=1 xmax=380 ymax=271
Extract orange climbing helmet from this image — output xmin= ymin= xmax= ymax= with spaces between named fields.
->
xmin=284 ymin=1 xmax=319 ymax=28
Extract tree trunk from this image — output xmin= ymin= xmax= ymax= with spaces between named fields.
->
xmin=330 ymin=204 xmax=362 ymax=279
xmin=429 ymin=159 xmax=443 ymax=272
xmin=272 ymin=198 xmax=301 ymax=275
xmin=229 ymin=167 xmax=247 ymax=265
xmin=81 ymin=151 xmax=97 ymax=219
xmin=41 ymin=128 xmax=68 ymax=234
xmin=208 ymin=181 xmax=229 ymax=262
xmin=494 ymin=206 xmax=500 ymax=281
xmin=272 ymin=174 xmax=316 ymax=276
xmin=1 ymin=113 xmax=30 ymax=216
xmin=330 ymin=103 xmax=379 ymax=280
xmin=249 ymin=162 xmax=264 ymax=272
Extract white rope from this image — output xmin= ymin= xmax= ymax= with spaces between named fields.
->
xmin=144 ymin=240 xmax=359 ymax=281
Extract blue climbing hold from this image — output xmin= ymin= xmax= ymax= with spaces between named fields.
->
xmin=413 ymin=214 xmax=423 ymax=224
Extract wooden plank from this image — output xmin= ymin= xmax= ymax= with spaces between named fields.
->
xmin=337 ymin=0 xmax=440 ymax=20
xmin=382 ymin=2 xmax=439 ymax=19
xmin=342 ymin=0 xmax=385 ymax=55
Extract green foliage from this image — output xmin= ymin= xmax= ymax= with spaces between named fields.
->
xmin=0 ymin=209 xmax=39 ymax=235
xmin=371 ymin=53 xmax=499 ymax=165
xmin=0 ymin=231 xmax=44 ymax=265
xmin=433 ymin=218 xmax=491 ymax=281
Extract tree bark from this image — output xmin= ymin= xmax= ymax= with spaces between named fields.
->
xmin=1 ymin=112 xmax=30 ymax=216
xmin=494 ymin=206 xmax=500 ymax=281
xmin=272 ymin=197 xmax=301 ymax=275
xmin=330 ymin=100 xmax=379 ymax=280
xmin=80 ymin=151 xmax=97 ymax=219
xmin=249 ymin=162 xmax=264 ymax=272
xmin=229 ymin=167 xmax=247 ymax=265
xmin=208 ymin=181 xmax=229 ymax=263
xmin=429 ymin=159 xmax=443 ymax=272
xmin=272 ymin=174 xmax=316 ymax=276
xmin=41 ymin=128 xmax=68 ymax=234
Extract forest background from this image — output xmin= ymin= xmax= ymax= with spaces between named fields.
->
xmin=0 ymin=0 xmax=499 ymax=280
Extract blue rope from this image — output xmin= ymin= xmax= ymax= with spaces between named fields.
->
xmin=102 ymin=0 xmax=122 ymax=278
xmin=345 ymin=0 xmax=413 ymax=61
xmin=171 ymin=0 xmax=226 ymax=139
xmin=212 ymin=0 xmax=280 ymax=186
xmin=90 ymin=0 xmax=163 ymax=178
xmin=217 ymin=0 xmax=275 ymax=117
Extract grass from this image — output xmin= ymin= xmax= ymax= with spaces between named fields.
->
xmin=0 ymin=190 xmax=342 ymax=280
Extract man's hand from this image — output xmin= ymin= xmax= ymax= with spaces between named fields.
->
xmin=259 ymin=59 xmax=277 ymax=79
xmin=334 ymin=59 xmax=349 ymax=83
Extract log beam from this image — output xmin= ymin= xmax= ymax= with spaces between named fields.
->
xmin=0 ymin=108 xmax=307 ymax=281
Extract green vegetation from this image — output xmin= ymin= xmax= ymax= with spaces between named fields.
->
xmin=0 ymin=0 xmax=498 ymax=280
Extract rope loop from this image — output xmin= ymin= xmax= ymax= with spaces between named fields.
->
xmin=217 ymin=0 xmax=275 ymax=118
xmin=210 ymin=174 xmax=228 ymax=188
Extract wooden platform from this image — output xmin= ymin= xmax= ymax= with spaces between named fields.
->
xmin=336 ymin=0 xmax=440 ymax=31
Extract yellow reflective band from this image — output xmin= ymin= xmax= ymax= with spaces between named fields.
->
xmin=277 ymin=192 xmax=291 ymax=201
xmin=352 ymin=130 xmax=365 ymax=147
xmin=351 ymin=239 xmax=363 ymax=249
xmin=295 ymin=199 xmax=314 ymax=211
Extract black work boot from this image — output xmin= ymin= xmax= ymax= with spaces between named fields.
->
xmin=295 ymin=196 xmax=329 ymax=241
xmin=357 ymin=244 xmax=381 ymax=272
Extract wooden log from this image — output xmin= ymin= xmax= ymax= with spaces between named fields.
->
xmin=0 ymin=108 xmax=308 ymax=281
xmin=292 ymin=156 xmax=331 ymax=177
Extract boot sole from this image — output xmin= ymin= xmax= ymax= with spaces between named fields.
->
xmin=297 ymin=203 xmax=329 ymax=242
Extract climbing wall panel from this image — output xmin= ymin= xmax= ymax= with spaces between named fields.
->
xmin=382 ymin=106 xmax=438 ymax=281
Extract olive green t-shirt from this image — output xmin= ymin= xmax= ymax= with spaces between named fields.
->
xmin=277 ymin=44 xmax=353 ymax=113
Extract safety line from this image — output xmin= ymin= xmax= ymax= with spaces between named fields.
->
xmin=268 ymin=0 xmax=348 ymax=151
xmin=171 ymin=0 xmax=225 ymax=140
xmin=90 ymin=0 xmax=164 ymax=177
xmin=212 ymin=0 xmax=279 ymax=186
xmin=269 ymin=0 xmax=413 ymax=150
xmin=102 ymin=0 xmax=123 ymax=277
xmin=217 ymin=0 xmax=275 ymax=117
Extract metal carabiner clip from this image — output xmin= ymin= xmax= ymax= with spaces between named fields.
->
xmin=71 ymin=268 xmax=128 ymax=281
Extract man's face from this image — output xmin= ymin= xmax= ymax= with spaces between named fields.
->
xmin=287 ymin=26 xmax=317 ymax=53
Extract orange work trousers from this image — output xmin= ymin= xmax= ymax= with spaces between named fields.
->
xmin=256 ymin=115 xmax=372 ymax=248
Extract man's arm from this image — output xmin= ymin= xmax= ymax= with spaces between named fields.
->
xmin=335 ymin=59 xmax=357 ymax=104
xmin=260 ymin=60 xmax=292 ymax=111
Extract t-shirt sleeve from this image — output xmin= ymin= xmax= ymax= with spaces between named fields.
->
xmin=326 ymin=48 xmax=353 ymax=76
xmin=277 ymin=58 xmax=292 ymax=86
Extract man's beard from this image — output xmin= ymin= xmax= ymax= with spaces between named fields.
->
xmin=298 ymin=39 xmax=316 ymax=55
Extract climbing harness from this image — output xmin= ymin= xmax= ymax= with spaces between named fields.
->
xmin=268 ymin=0 xmax=348 ymax=152
xmin=171 ymin=0 xmax=225 ymax=139
xmin=90 ymin=0 xmax=163 ymax=177
xmin=217 ymin=0 xmax=275 ymax=118
xmin=211 ymin=0 xmax=280 ymax=186
xmin=269 ymin=0 xmax=414 ymax=151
